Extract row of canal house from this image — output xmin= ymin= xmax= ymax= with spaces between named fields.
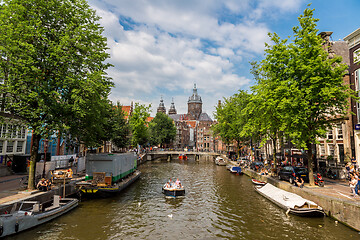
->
xmin=256 ymin=29 xmax=360 ymax=179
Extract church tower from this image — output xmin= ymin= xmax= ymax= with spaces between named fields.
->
xmin=187 ymin=83 xmax=202 ymax=120
xmin=168 ymin=98 xmax=177 ymax=115
xmin=157 ymin=96 xmax=166 ymax=114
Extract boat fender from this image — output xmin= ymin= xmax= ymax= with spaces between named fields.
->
xmin=15 ymin=222 xmax=19 ymax=232
xmin=285 ymin=209 xmax=290 ymax=216
xmin=0 ymin=225 xmax=3 ymax=236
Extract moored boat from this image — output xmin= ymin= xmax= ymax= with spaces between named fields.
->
xmin=229 ymin=166 xmax=243 ymax=175
xmin=251 ymin=179 xmax=266 ymax=185
xmin=0 ymin=195 xmax=78 ymax=237
xmin=76 ymin=153 xmax=141 ymax=198
xmin=254 ymin=183 xmax=325 ymax=217
xmin=215 ymin=157 xmax=226 ymax=166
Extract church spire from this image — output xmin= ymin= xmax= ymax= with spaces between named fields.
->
xmin=157 ymin=96 xmax=166 ymax=114
xmin=168 ymin=98 xmax=177 ymax=115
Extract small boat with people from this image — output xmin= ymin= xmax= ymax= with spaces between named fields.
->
xmin=251 ymin=178 xmax=266 ymax=186
xmin=162 ymin=178 xmax=185 ymax=197
xmin=0 ymin=195 xmax=78 ymax=237
xmin=254 ymin=183 xmax=325 ymax=217
xmin=215 ymin=156 xmax=226 ymax=166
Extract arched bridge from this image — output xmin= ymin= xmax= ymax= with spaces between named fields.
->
xmin=144 ymin=151 xmax=221 ymax=161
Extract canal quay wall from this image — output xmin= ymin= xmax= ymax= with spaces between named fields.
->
xmin=244 ymin=169 xmax=360 ymax=231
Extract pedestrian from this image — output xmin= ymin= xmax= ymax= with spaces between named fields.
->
xmin=349 ymin=174 xmax=358 ymax=197
xmin=69 ymin=156 xmax=74 ymax=167
xmin=355 ymin=171 xmax=360 ymax=195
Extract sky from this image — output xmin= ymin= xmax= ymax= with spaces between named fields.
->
xmin=87 ymin=0 xmax=360 ymax=118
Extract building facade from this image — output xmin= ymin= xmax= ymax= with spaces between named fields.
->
xmin=344 ymin=28 xmax=360 ymax=165
xmin=158 ymin=84 xmax=214 ymax=150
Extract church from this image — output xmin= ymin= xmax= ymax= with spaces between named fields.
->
xmin=157 ymin=84 xmax=214 ymax=151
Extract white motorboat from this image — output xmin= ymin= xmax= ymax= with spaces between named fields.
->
xmin=0 ymin=195 xmax=78 ymax=237
xmin=215 ymin=157 xmax=226 ymax=166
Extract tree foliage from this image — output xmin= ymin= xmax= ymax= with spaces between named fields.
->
xmin=129 ymin=103 xmax=151 ymax=147
xmin=109 ymin=102 xmax=130 ymax=148
xmin=0 ymin=0 xmax=113 ymax=189
xmin=149 ymin=112 xmax=176 ymax=147
xmin=213 ymin=90 xmax=252 ymax=157
xmin=249 ymin=6 xmax=353 ymax=184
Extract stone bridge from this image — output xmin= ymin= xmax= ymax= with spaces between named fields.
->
xmin=144 ymin=151 xmax=221 ymax=161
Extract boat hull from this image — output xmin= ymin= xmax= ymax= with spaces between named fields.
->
xmin=251 ymin=179 xmax=266 ymax=185
xmin=162 ymin=188 xmax=185 ymax=197
xmin=0 ymin=198 xmax=78 ymax=237
xmin=78 ymin=170 xmax=141 ymax=198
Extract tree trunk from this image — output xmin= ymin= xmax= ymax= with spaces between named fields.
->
xmin=307 ymin=141 xmax=315 ymax=186
xmin=272 ymin=138 xmax=277 ymax=174
xmin=28 ymin=133 xmax=41 ymax=190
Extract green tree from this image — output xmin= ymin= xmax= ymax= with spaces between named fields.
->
xmin=0 ymin=0 xmax=113 ymax=189
xmin=213 ymin=90 xmax=252 ymax=158
xmin=108 ymin=102 xmax=131 ymax=149
xmin=129 ymin=103 xmax=151 ymax=147
xmin=149 ymin=112 xmax=176 ymax=147
xmin=252 ymin=6 xmax=352 ymax=185
xmin=248 ymin=33 xmax=291 ymax=171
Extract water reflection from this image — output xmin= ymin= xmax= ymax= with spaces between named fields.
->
xmin=7 ymin=159 xmax=360 ymax=240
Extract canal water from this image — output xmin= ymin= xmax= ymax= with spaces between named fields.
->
xmin=9 ymin=158 xmax=360 ymax=239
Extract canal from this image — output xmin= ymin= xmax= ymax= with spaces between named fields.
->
xmin=9 ymin=158 xmax=359 ymax=239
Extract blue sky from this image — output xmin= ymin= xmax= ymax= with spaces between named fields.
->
xmin=87 ymin=0 xmax=360 ymax=118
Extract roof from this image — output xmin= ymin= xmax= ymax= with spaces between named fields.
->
xmin=198 ymin=113 xmax=212 ymax=121
xmin=332 ymin=41 xmax=350 ymax=66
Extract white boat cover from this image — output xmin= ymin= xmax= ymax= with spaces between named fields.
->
xmin=258 ymin=183 xmax=318 ymax=209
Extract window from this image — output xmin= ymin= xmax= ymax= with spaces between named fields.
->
xmin=328 ymin=144 xmax=335 ymax=156
xmin=0 ymin=141 xmax=3 ymax=153
xmin=16 ymin=141 xmax=24 ymax=152
xmin=6 ymin=141 xmax=13 ymax=153
xmin=337 ymin=124 xmax=343 ymax=139
xmin=320 ymin=144 xmax=325 ymax=156
xmin=327 ymin=129 xmax=333 ymax=140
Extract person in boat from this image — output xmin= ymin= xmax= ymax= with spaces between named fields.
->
xmin=37 ymin=178 xmax=48 ymax=191
xmin=175 ymin=178 xmax=181 ymax=186
xmin=294 ymin=176 xmax=304 ymax=188
xmin=164 ymin=181 xmax=171 ymax=189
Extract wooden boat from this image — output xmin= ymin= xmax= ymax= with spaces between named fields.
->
xmin=0 ymin=195 xmax=78 ymax=237
xmin=254 ymin=183 xmax=325 ymax=217
xmin=251 ymin=179 xmax=266 ymax=185
xmin=229 ymin=166 xmax=243 ymax=175
xmin=215 ymin=157 xmax=226 ymax=166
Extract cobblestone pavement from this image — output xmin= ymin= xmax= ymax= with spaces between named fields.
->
xmin=301 ymin=177 xmax=360 ymax=203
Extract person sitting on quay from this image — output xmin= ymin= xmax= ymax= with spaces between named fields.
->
xmin=259 ymin=168 xmax=268 ymax=175
xmin=37 ymin=178 xmax=48 ymax=191
xmin=46 ymin=179 xmax=52 ymax=191
xmin=294 ymin=176 xmax=304 ymax=188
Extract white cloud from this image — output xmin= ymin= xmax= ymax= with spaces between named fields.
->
xmin=88 ymin=0 xmax=304 ymax=115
